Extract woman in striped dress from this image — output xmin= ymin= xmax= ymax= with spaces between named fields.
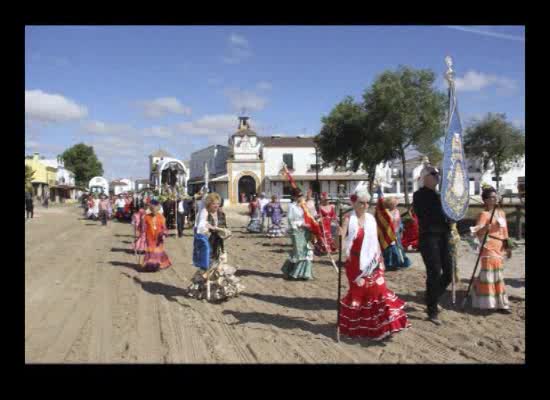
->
xmin=470 ymin=187 xmax=512 ymax=313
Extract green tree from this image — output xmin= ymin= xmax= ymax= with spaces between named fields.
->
xmin=315 ymin=97 xmax=398 ymax=200
xmin=464 ymin=113 xmax=525 ymax=191
xmin=363 ymin=66 xmax=447 ymax=205
xmin=25 ymin=165 xmax=35 ymax=191
xmin=61 ymin=143 xmax=104 ymax=187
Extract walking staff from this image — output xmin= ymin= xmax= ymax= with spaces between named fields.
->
xmin=336 ymin=205 xmax=354 ymax=342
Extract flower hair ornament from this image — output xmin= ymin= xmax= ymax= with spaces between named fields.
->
xmin=350 ymin=194 xmax=358 ymax=203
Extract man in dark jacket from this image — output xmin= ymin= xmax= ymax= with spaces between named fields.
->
xmin=25 ymin=191 xmax=34 ymax=219
xmin=413 ymin=165 xmax=454 ymax=326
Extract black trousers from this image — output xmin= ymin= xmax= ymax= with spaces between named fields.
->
xmin=26 ymin=208 xmax=34 ymax=218
xmin=419 ymin=232 xmax=454 ymax=316
xmin=100 ymin=210 xmax=107 ymax=225
xmin=177 ymin=212 xmax=185 ymax=237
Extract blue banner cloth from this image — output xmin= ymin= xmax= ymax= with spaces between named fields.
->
xmin=441 ymin=85 xmax=470 ymax=222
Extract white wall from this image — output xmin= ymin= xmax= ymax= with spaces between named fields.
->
xmin=263 ymin=147 xmax=369 ymax=176
xmin=480 ymin=158 xmax=525 ymax=194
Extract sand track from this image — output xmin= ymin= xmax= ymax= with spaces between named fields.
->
xmin=25 ymin=205 xmax=525 ymax=363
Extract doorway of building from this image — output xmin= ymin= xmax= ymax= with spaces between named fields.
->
xmin=238 ymin=175 xmax=256 ymax=203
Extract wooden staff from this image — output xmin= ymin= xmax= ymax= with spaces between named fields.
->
xmin=336 ymin=205 xmax=354 ymax=342
xmin=319 ymin=211 xmax=339 ymax=273
xmin=461 ymin=205 xmax=497 ymax=310
xmin=336 ymin=207 xmax=344 ymax=342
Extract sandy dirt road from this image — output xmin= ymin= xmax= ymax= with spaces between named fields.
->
xmin=25 ymin=204 xmax=525 ymax=364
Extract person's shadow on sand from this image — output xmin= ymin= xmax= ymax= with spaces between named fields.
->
xmin=109 ymin=261 xmax=138 ymax=271
xmin=222 ymin=309 xmax=335 ymax=339
xmin=111 ymin=247 xmax=134 ymax=254
xmin=236 ymin=269 xmax=285 ymax=279
xmin=506 ymin=278 xmax=525 ymax=289
xmin=221 ymin=310 xmax=389 ymax=347
xmin=398 ymin=290 xmax=501 ymax=317
xmin=242 ymin=292 xmax=336 ymax=311
xmin=129 ymin=275 xmax=190 ymax=306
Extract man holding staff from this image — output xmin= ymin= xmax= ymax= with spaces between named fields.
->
xmin=413 ymin=165 xmax=454 ymax=325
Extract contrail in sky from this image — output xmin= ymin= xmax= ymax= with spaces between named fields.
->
xmin=445 ymin=26 xmax=525 ymax=42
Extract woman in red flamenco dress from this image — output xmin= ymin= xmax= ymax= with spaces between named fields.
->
xmin=401 ymin=208 xmax=419 ymax=251
xmin=338 ymin=189 xmax=410 ymax=340
xmin=314 ymin=192 xmax=338 ymax=256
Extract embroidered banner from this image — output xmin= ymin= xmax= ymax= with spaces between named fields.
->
xmin=441 ymin=57 xmax=470 ymax=221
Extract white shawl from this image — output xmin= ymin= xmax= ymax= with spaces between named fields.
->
xmin=345 ymin=212 xmax=381 ymax=279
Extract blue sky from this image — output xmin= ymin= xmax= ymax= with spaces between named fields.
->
xmin=25 ymin=25 xmax=525 ymax=180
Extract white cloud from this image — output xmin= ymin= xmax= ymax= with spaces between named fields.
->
xmin=137 ymin=97 xmax=192 ymax=118
xmin=142 ymin=126 xmax=174 ymax=138
xmin=454 ymin=70 xmax=518 ymax=93
xmin=223 ymin=33 xmax=251 ymax=64
xmin=176 ymin=114 xmax=237 ymax=137
xmin=229 ymin=33 xmax=249 ymax=47
xmin=25 ymin=90 xmax=88 ymax=123
xmin=81 ymin=120 xmax=133 ymax=136
xmin=25 ymin=140 xmax=40 ymax=149
xmin=256 ymin=81 xmax=272 ymax=91
xmin=224 ymin=88 xmax=268 ymax=112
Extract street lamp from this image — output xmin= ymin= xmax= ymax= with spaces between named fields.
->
xmin=313 ymin=146 xmax=321 ymax=210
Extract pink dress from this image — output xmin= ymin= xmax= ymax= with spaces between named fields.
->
xmin=132 ymin=210 xmax=147 ymax=252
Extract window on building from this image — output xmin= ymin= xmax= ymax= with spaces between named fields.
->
xmin=283 ymin=154 xmax=293 ymax=170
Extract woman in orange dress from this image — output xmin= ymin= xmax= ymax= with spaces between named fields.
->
xmin=470 ymin=187 xmax=512 ymax=312
xmin=141 ymin=200 xmax=172 ymax=272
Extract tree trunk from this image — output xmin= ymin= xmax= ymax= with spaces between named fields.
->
xmin=368 ymin=175 xmax=375 ymax=207
xmin=495 ymin=166 xmax=501 ymax=192
xmin=401 ymin=152 xmax=409 ymax=206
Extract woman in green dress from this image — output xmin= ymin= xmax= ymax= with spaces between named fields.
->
xmin=281 ymin=189 xmax=314 ymax=280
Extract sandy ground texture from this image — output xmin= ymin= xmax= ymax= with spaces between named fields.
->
xmin=25 ymin=203 xmax=525 ymax=364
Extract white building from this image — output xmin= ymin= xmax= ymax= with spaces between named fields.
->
xmin=110 ymin=178 xmax=135 ymax=195
xmin=188 ymin=145 xmax=230 ymax=196
xmin=382 ymin=151 xmax=525 ymax=200
xmin=41 ymin=157 xmax=77 ymax=202
xmin=190 ymin=116 xmax=384 ymax=205
xmin=466 ymin=156 xmax=525 ymax=195
xmin=134 ymin=179 xmax=151 ymax=192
